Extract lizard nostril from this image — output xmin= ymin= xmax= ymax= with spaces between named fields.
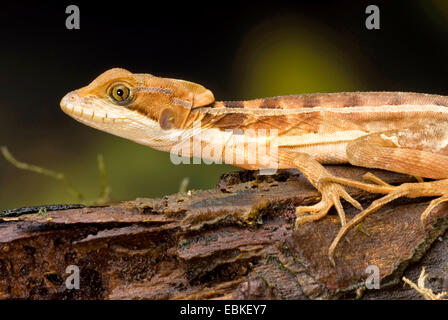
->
xmin=60 ymin=91 xmax=78 ymax=110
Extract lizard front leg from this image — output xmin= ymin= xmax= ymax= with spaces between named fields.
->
xmin=291 ymin=152 xmax=363 ymax=227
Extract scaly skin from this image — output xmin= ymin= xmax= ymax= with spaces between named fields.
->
xmin=61 ymin=68 xmax=448 ymax=265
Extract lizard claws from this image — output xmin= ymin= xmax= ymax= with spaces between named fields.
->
xmin=295 ymin=181 xmax=362 ymax=228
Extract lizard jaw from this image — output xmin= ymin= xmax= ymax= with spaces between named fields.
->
xmin=59 ymin=91 xmax=184 ymax=150
xmin=60 ymin=90 xmax=119 ymax=124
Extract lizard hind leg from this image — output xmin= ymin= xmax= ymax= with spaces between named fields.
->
xmin=324 ymin=124 xmax=448 ymax=264
xmin=328 ymin=187 xmax=408 ymax=266
xmin=327 ymin=180 xmax=448 ymax=265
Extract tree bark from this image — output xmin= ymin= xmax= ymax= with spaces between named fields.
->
xmin=1 ymin=166 xmax=447 ymax=299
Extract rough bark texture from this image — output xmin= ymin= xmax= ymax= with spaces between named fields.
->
xmin=0 ymin=166 xmax=447 ymax=300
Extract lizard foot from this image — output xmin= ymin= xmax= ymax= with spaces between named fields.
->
xmin=295 ymin=180 xmax=362 ymax=228
xmin=327 ymin=180 xmax=448 ymax=266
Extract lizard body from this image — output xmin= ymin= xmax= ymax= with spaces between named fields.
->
xmin=60 ymin=68 xmax=448 ymax=264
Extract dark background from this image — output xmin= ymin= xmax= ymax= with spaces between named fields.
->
xmin=1 ymin=0 xmax=447 ymax=209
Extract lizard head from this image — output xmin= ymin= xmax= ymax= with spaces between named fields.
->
xmin=60 ymin=68 xmax=214 ymax=150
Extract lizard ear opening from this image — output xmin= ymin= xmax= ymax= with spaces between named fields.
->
xmin=159 ymin=108 xmax=175 ymax=130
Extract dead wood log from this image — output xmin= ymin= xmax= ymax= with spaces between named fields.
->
xmin=0 ymin=166 xmax=447 ymax=299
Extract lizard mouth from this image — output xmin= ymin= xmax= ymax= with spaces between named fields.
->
xmin=60 ymin=91 xmax=118 ymax=124
xmin=59 ymin=91 xmax=180 ymax=150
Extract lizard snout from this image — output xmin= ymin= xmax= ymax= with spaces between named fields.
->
xmin=60 ymin=91 xmax=79 ymax=113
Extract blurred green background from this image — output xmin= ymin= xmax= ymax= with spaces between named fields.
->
xmin=1 ymin=0 xmax=448 ymax=209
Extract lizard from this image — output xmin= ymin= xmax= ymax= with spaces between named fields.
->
xmin=60 ymin=68 xmax=448 ymax=265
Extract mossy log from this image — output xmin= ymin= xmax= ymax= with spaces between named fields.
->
xmin=0 ymin=166 xmax=447 ymax=299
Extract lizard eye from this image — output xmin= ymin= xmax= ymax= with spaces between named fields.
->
xmin=109 ymin=84 xmax=131 ymax=103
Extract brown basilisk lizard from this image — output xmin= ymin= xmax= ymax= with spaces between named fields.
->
xmin=60 ymin=68 xmax=448 ymax=265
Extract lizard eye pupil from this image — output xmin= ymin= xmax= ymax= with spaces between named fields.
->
xmin=110 ymin=84 xmax=131 ymax=103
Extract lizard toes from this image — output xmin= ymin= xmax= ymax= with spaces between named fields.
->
xmin=295 ymin=201 xmax=331 ymax=228
xmin=339 ymin=187 xmax=363 ymax=211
